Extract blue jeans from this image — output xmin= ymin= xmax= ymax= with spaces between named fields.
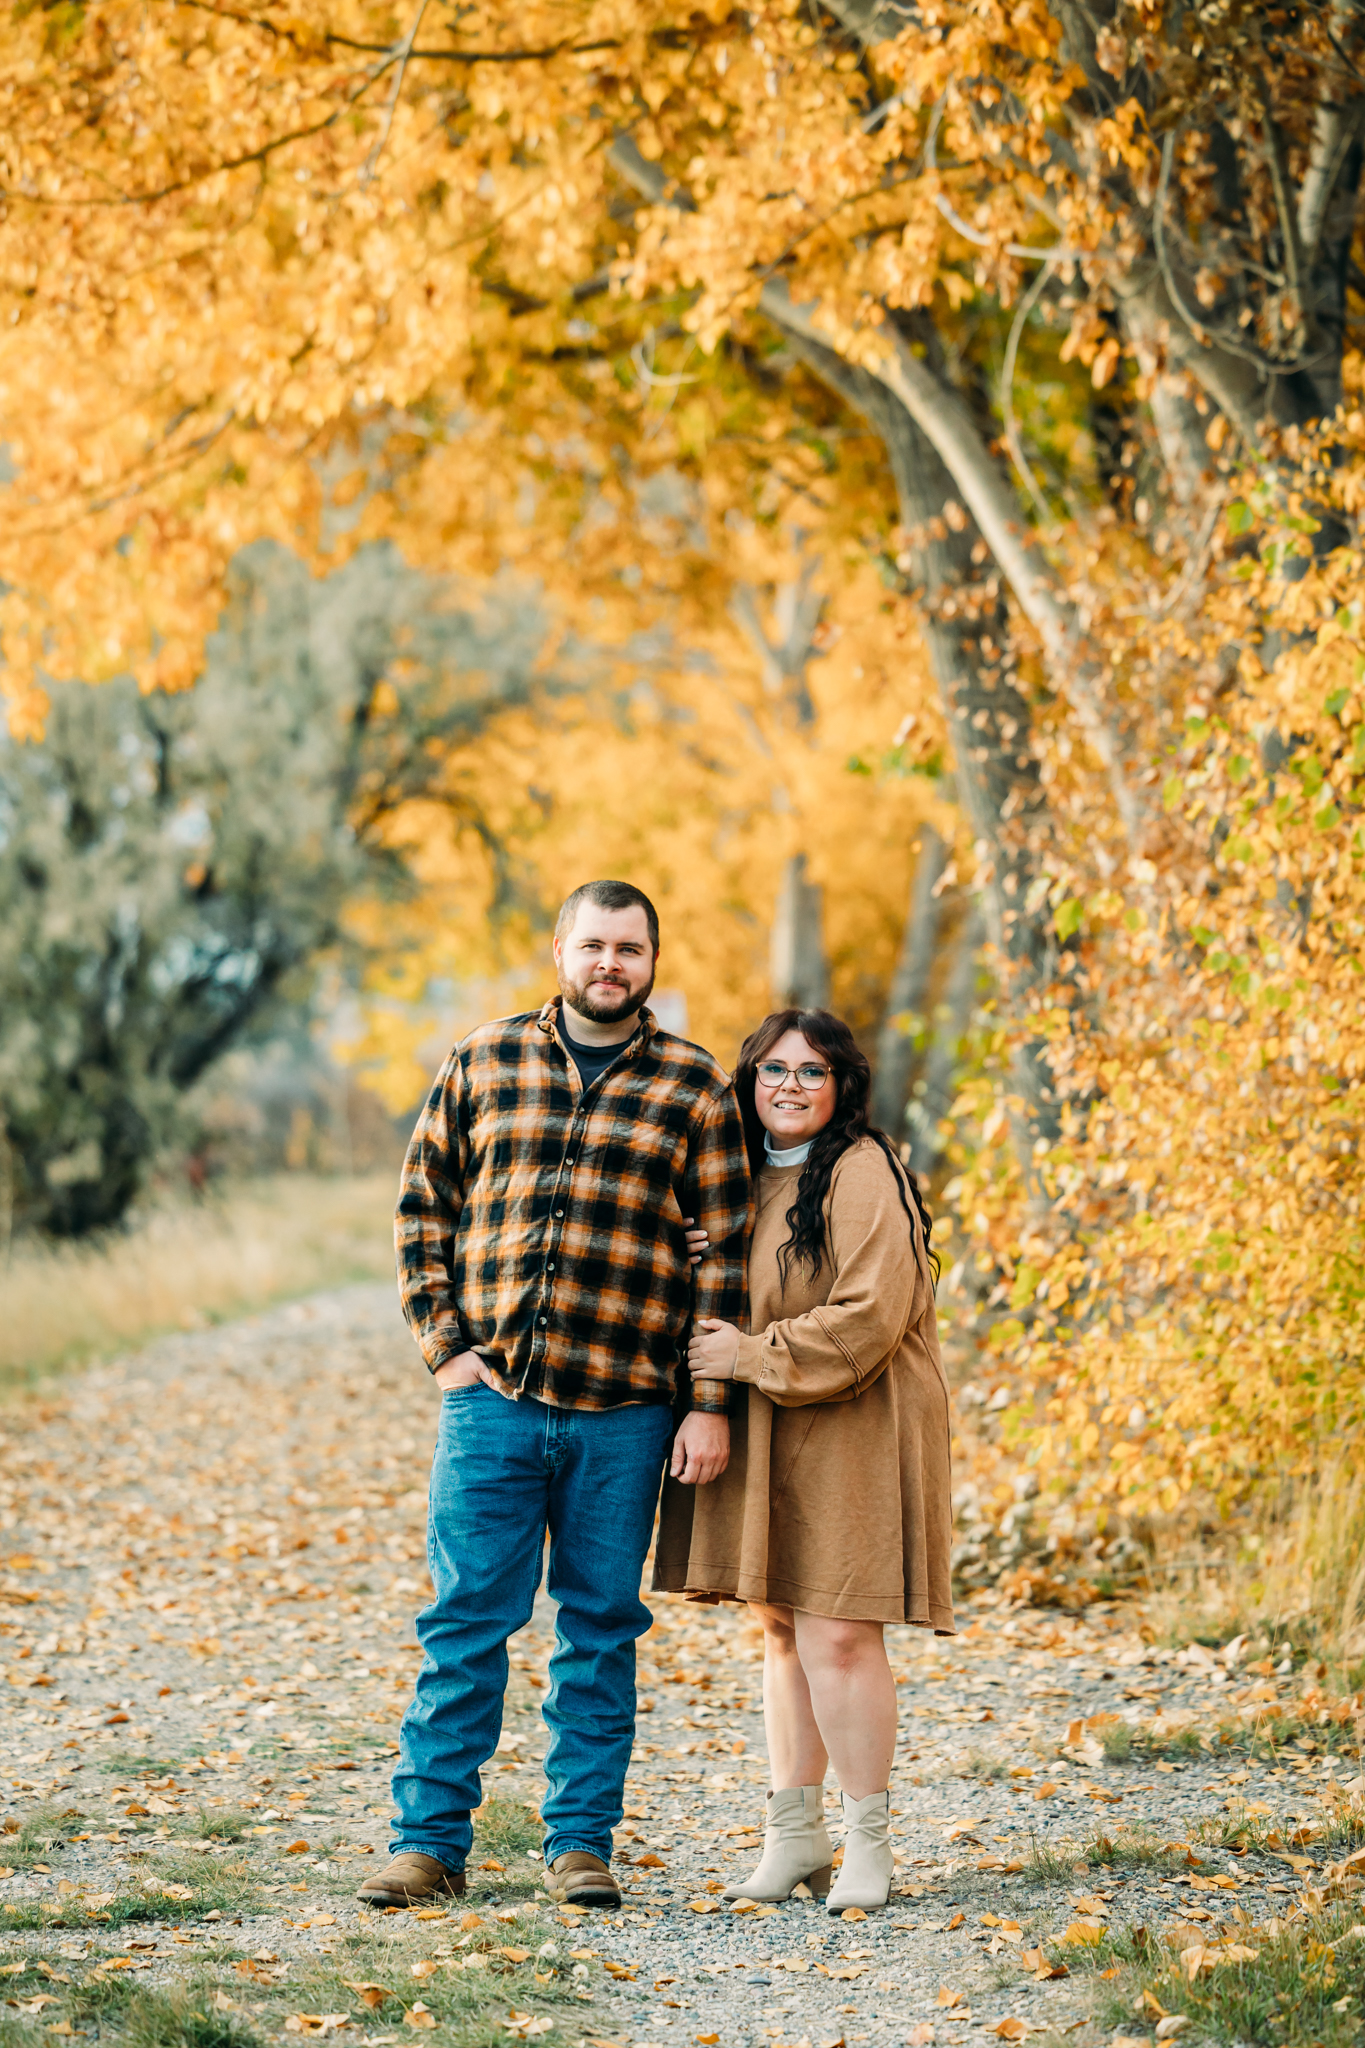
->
xmin=390 ymin=1384 xmax=673 ymax=1869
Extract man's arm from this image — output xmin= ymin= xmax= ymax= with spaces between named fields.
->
xmin=395 ymin=1047 xmax=476 ymax=1375
xmin=681 ymin=1081 xmax=752 ymax=1416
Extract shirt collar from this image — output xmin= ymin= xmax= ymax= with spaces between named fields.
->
xmin=538 ymin=994 xmax=651 ymax=1060
xmin=764 ymin=1133 xmax=814 ymax=1168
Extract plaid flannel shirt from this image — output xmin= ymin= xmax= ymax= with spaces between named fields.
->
xmin=395 ymin=997 xmax=751 ymax=1414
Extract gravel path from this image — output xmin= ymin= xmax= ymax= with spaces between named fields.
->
xmin=0 ymin=1284 xmax=1347 ymax=2046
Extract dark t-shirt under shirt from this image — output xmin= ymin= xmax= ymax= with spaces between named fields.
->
xmin=561 ymin=1015 xmax=638 ymax=1091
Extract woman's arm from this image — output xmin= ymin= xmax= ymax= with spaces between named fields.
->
xmin=732 ymin=1146 xmax=925 ymax=1407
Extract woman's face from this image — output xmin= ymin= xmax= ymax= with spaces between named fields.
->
xmin=753 ymin=1028 xmax=838 ymax=1149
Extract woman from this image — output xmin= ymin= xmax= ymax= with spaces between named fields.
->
xmin=655 ymin=1007 xmax=952 ymax=1913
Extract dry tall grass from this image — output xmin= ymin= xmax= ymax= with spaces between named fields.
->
xmin=0 ymin=1172 xmax=397 ymax=1389
xmin=1139 ymin=1463 xmax=1365 ymax=1667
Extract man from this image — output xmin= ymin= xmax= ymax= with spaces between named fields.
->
xmin=359 ymin=879 xmax=750 ymax=1912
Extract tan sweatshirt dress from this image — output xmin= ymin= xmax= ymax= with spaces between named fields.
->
xmin=654 ymin=1136 xmax=955 ymax=1631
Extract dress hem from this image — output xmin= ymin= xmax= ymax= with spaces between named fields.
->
xmin=655 ymin=1562 xmax=956 ymax=1633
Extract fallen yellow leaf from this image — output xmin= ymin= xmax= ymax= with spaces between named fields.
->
xmin=342 ymin=1983 xmax=391 ymax=2011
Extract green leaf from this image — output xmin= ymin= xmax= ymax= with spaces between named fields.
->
xmin=1314 ymin=803 xmax=1341 ymax=831
xmin=1162 ymin=773 xmax=1184 ymax=812
xmin=1325 ymin=688 xmax=1350 ymax=717
xmin=845 ymin=753 xmax=873 ymax=777
xmin=1226 ymin=499 xmax=1253 ymax=535
xmin=1009 ymin=1264 xmax=1041 ymax=1311
xmin=1054 ymin=898 xmax=1083 ymax=941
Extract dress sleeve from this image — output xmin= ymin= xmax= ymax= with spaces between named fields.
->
xmin=731 ymin=1146 xmax=924 ymax=1408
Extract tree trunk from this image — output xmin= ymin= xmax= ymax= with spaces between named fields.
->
xmin=756 ymin=310 xmax=1062 ymax=1143
xmin=771 ymin=851 xmax=830 ymax=1010
xmin=906 ymin=907 xmax=984 ymax=1178
xmin=871 ymin=823 xmax=949 ymax=1134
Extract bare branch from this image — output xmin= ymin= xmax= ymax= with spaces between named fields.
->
xmin=359 ymin=0 xmax=430 ymax=186
xmin=1256 ymin=79 xmax=1308 ymax=320
xmin=999 ymin=260 xmax=1056 ymax=525
xmin=1152 ymin=135 xmax=1334 ymax=381
xmin=177 ymin=5 xmax=621 ymax=64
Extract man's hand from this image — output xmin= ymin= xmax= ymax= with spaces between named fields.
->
xmin=687 ymin=1318 xmax=740 ymax=1379
xmin=433 ymin=1349 xmax=500 ymax=1393
xmin=670 ymin=1411 xmax=730 ymax=1486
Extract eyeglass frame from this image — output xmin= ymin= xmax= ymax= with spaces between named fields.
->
xmin=754 ymin=1060 xmax=834 ymax=1091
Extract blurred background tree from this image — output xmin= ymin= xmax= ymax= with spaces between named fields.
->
xmin=0 ymin=542 xmax=546 ymax=1235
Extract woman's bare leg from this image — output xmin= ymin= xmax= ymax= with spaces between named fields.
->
xmin=750 ymin=1601 xmax=829 ymax=1789
xmin=791 ymin=1612 xmax=896 ymax=1798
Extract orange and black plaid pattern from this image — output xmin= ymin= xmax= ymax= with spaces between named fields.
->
xmin=396 ymin=998 xmax=751 ymax=1414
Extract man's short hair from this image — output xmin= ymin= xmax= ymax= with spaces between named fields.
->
xmin=555 ymin=879 xmax=660 ymax=954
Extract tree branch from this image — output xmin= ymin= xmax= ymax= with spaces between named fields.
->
xmin=177 ymin=5 xmax=621 ymax=64
xmin=1299 ymin=3 xmax=1365 ymax=266
xmin=761 ymin=281 xmax=1141 ymax=841
xmin=359 ymin=0 xmax=430 ymax=186
xmin=1256 ymin=80 xmax=1308 ymax=321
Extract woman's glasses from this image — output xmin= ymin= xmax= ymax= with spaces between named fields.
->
xmin=755 ymin=1060 xmax=832 ymax=1090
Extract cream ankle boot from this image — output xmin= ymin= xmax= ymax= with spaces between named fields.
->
xmin=826 ymin=1790 xmax=892 ymax=1912
xmin=722 ymin=1786 xmax=833 ymax=1901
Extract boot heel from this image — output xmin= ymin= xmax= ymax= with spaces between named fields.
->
xmin=807 ymin=1863 xmax=833 ymax=1898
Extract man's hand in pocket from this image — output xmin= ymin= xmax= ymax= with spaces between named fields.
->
xmin=433 ymin=1350 xmax=500 ymax=1392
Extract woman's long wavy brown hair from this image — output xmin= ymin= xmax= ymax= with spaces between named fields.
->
xmin=735 ymin=1007 xmax=938 ymax=1285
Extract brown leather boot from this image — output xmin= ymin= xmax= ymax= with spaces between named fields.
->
xmin=356 ymin=1851 xmax=466 ymax=1909
xmin=542 ymin=1851 xmax=621 ymax=1909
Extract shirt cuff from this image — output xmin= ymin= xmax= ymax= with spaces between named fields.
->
xmin=689 ymin=1377 xmax=734 ymax=1417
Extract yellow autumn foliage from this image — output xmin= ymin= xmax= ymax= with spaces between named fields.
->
xmin=952 ymin=415 xmax=1365 ymax=1517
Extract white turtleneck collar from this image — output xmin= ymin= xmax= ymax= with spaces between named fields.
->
xmin=764 ymin=1134 xmax=813 ymax=1168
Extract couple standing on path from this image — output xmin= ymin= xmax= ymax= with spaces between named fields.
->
xmin=357 ymin=878 xmax=954 ymax=1921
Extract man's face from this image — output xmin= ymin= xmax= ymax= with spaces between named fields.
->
xmin=554 ymin=903 xmax=657 ymax=1024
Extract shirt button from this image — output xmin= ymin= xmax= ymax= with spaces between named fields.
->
xmin=538 ymin=1316 xmax=548 ymax=1326
xmin=554 ymin=1208 xmax=564 ymax=1218
xmin=546 ymin=1260 xmax=555 ymax=1271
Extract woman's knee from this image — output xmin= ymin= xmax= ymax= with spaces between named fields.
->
xmin=796 ymin=1613 xmax=886 ymax=1673
xmin=750 ymin=1601 xmax=799 ymax=1650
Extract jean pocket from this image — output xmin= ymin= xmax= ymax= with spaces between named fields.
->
xmin=442 ymin=1383 xmax=484 ymax=1399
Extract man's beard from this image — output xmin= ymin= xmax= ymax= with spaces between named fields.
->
xmin=559 ymin=964 xmax=655 ymax=1026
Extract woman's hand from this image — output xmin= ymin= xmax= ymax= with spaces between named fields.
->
xmin=688 ymin=1318 xmax=740 ymax=1379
